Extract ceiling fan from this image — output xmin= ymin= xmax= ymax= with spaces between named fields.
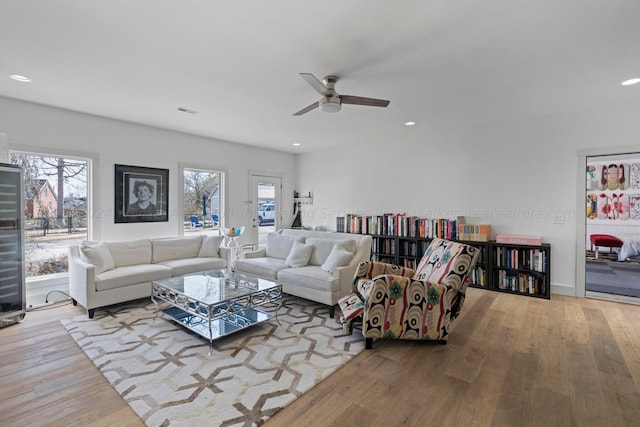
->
xmin=293 ymin=73 xmax=390 ymax=116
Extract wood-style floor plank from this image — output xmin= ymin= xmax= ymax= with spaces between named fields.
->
xmin=0 ymin=302 xmax=145 ymax=427
xmin=2 ymin=288 xmax=640 ymax=427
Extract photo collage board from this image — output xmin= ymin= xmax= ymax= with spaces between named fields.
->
xmin=586 ymin=160 xmax=640 ymax=221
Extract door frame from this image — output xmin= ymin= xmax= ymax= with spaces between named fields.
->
xmin=249 ymin=171 xmax=283 ymax=245
xmin=576 ymin=144 xmax=640 ymax=298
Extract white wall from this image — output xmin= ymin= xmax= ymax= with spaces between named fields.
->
xmin=295 ymin=103 xmax=640 ymax=297
xmin=0 ymin=96 xmax=296 ymax=244
xmin=4 ymin=95 xmax=640 ymax=298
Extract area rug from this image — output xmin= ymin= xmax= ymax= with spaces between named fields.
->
xmin=61 ymin=296 xmax=364 ymax=426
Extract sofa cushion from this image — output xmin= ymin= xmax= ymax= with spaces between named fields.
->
xmin=95 ymin=264 xmax=171 ymax=291
xmin=152 ymin=236 xmax=203 ymax=263
xmin=307 ymin=238 xmax=356 ymax=266
xmin=198 ymin=235 xmax=225 ymax=258
xmin=234 ymin=257 xmax=288 ymax=280
xmin=105 ymin=239 xmax=152 ymax=267
xmin=157 ymin=257 xmax=226 ymax=276
xmin=277 ymin=266 xmax=340 ymax=292
xmin=286 ymin=241 xmax=313 ymax=268
xmin=265 ymin=233 xmax=305 ymax=260
xmin=79 ymin=242 xmax=115 ymax=274
xmin=321 ymin=246 xmax=354 ymax=274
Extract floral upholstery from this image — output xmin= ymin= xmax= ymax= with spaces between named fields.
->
xmin=339 ymin=238 xmax=480 ymax=348
xmin=338 ymin=262 xmax=414 ymax=323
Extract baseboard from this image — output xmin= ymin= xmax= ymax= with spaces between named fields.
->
xmin=26 ymin=273 xmax=70 ymax=307
xmin=551 ymin=282 xmax=575 ymax=297
xmin=586 ymin=291 xmax=640 ymax=305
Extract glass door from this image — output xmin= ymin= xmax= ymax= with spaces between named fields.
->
xmin=249 ymin=174 xmax=281 ymax=246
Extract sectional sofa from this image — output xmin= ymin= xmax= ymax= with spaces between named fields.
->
xmin=233 ymin=229 xmax=372 ymax=317
xmin=68 ymin=234 xmax=227 ymax=318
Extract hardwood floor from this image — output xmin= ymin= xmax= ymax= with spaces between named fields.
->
xmin=1 ymin=288 xmax=639 ymax=427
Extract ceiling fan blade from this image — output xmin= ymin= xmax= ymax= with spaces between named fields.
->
xmin=341 ymin=95 xmax=390 ymax=108
xmin=299 ymin=73 xmax=327 ymax=95
xmin=293 ymin=101 xmax=319 ymax=116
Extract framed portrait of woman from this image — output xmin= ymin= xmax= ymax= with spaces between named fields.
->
xmin=114 ymin=164 xmax=169 ymax=223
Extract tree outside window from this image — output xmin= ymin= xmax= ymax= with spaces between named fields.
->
xmin=10 ymin=153 xmax=88 ymax=277
xmin=183 ymin=169 xmax=221 ymax=230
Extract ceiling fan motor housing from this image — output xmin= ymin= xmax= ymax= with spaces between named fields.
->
xmin=319 ymin=95 xmax=341 ymax=113
xmin=294 ymin=73 xmax=389 ymax=115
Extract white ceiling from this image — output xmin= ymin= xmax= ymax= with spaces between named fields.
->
xmin=1 ymin=1 xmax=639 ymax=154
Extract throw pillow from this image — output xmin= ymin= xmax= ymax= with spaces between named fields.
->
xmin=307 ymin=238 xmax=357 ymax=266
xmin=285 ymin=241 xmax=313 ymax=268
xmin=321 ymin=245 xmax=354 ymax=274
xmin=79 ymin=242 xmax=115 ymax=274
xmin=198 ymin=235 xmax=225 ymax=257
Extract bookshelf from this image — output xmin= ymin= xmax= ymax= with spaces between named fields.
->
xmin=460 ymin=239 xmax=490 ymax=289
xmin=490 ymin=242 xmax=551 ymax=299
xmin=397 ymin=236 xmax=431 ymax=269
xmin=337 ymin=214 xmax=550 ymax=299
xmin=370 ymin=234 xmax=491 ymax=289
xmin=368 ymin=235 xmax=550 ymax=299
xmin=371 ymin=235 xmax=396 ymax=264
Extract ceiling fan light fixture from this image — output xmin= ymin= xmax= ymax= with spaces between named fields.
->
xmin=319 ymin=96 xmax=341 ymax=113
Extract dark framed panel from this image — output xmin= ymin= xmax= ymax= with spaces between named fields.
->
xmin=115 ymin=164 xmax=168 ymax=223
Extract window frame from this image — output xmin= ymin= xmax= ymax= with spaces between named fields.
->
xmin=6 ymin=145 xmax=96 ymax=302
xmin=179 ymin=163 xmax=225 ymax=235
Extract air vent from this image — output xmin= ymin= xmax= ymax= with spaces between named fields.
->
xmin=177 ymin=107 xmax=198 ymax=114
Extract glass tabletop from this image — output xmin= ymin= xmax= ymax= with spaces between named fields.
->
xmin=152 ymin=269 xmax=279 ymax=305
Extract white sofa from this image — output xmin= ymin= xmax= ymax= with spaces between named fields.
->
xmin=68 ymin=235 xmax=227 ymax=318
xmin=233 ymin=229 xmax=372 ymax=317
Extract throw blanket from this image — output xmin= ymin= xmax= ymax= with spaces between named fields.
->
xmin=618 ymin=234 xmax=640 ymax=261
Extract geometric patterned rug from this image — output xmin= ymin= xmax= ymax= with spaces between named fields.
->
xmin=61 ymin=296 xmax=364 ymax=426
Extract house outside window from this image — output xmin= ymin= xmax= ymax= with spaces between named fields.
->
xmin=10 ymin=152 xmax=88 ymax=280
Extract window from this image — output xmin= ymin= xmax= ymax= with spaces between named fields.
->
xmin=9 ymin=152 xmax=89 ymax=279
xmin=183 ymin=168 xmax=223 ymax=232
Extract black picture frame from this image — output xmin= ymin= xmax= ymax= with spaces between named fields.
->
xmin=114 ymin=164 xmax=169 ymax=223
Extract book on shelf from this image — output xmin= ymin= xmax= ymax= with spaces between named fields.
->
xmin=457 ymin=224 xmax=491 ymax=242
xmin=496 ymin=234 xmax=542 ymax=246
xmin=496 ymin=271 xmax=543 ymax=295
xmin=342 ymin=212 xmax=463 ymax=240
xmin=494 ymin=247 xmax=547 ymax=273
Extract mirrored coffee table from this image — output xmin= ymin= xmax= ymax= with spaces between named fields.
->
xmin=151 ymin=269 xmax=283 ymax=353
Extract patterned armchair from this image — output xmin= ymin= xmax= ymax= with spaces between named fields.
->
xmin=338 ymin=238 xmax=480 ymax=349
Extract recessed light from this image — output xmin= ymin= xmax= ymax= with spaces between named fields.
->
xmin=622 ymin=78 xmax=640 ymax=86
xmin=292 ymin=143 xmax=301 ymax=146
xmin=404 ymin=121 xmax=416 ymax=126
xmin=10 ymin=74 xmax=31 ymax=83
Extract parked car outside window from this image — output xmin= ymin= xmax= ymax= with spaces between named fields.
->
xmin=258 ymin=203 xmax=275 ymax=225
